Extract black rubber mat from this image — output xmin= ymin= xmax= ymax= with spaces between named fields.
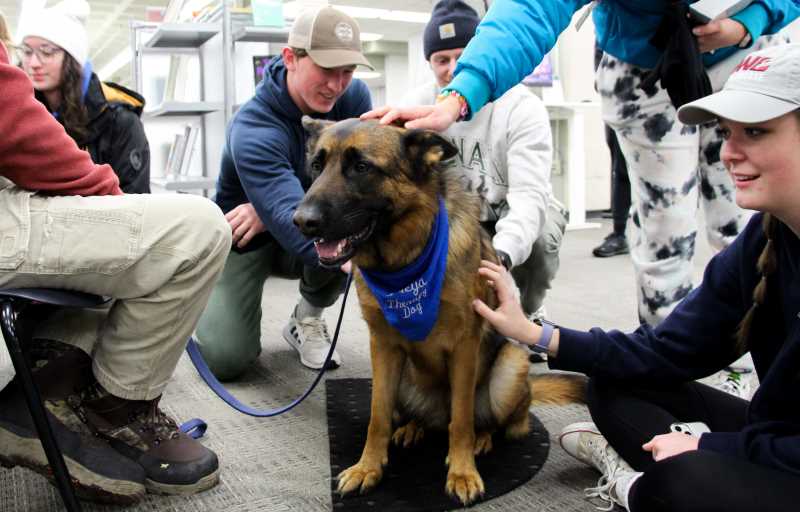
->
xmin=327 ymin=378 xmax=549 ymax=511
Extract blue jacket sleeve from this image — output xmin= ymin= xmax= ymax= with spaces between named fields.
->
xmin=228 ymin=123 xmax=318 ymax=265
xmin=449 ymin=0 xmax=589 ymax=117
xmin=700 ymin=424 xmax=800 ymax=474
xmin=733 ymin=0 xmax=800 ymax=45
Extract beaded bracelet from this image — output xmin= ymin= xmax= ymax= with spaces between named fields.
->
xmin=436 ymin=89 xmax=470 ymax=121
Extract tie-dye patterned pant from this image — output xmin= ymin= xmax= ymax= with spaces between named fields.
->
xmin=596 ymin=36 xmax=787 ymax=325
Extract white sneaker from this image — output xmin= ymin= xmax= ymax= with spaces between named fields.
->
xmin=559 ymin=422 xmax=638 ymax=511
xmin=709 ymin=367 xmax=754 ymax=400
xmin=282 ymin=313 xmax=341 ymax=370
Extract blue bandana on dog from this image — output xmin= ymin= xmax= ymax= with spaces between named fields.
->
xmin=360 ymin=197 xmax=449 ymax=341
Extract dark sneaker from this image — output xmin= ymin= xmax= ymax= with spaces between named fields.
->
xmin=0 ymin=350 xmax=146 ymax=504
xmin=592 ymin=233 xmax=629 ymax=258
xmin=73 ymin=384 xmax=220 ymax=495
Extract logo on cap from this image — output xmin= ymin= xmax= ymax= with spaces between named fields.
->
xmin=335 ymin=22 xmax=354 ymax=43
xmin=734 ymin=56 xmax=771 ymax=73
xmin=438 ymin=23 xmax=456 ymax=40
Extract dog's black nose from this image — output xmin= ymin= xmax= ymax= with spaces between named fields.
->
xmin=293 ymin=202 xmax=323 ymax=236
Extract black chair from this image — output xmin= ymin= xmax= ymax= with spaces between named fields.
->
xmin=1 ymin=288 xmax=108 ymax=512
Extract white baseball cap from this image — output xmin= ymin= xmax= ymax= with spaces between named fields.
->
xmin=678 ymin=43 xmax=800 ymax=125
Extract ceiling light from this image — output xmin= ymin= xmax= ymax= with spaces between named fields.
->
xmin=282 ymin=2 xmax=429 ymax=24
xmin=354 ymin=71 xmax=381 ymax=79
xmin=381 ymin=10 xmax=430 ymax=23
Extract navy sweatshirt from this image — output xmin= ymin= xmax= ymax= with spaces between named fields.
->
xmin=554 ymin=213 xmax=800 ymax=475
xmin=214 ymin=57 xmax=372 ymax=265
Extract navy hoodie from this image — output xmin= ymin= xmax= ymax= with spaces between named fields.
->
xmin=215 ymin=57 xmax=372 ymax=265
xmin=553 ymin=213 xmax=800 ymax=475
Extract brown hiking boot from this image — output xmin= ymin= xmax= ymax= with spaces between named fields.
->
xmin=0 ymin=348 xmax=146 ymax=504
xmin=72 ymin=383 xmax=220 ymax=495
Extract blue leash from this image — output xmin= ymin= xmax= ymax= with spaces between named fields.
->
xmin=179 ymin=272 xmax=353 ymax=439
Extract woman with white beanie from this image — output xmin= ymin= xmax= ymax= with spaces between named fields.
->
xmin=17 ymin=0 xmax=150 ymax=193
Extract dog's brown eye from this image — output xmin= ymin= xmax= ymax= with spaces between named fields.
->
xmin=354 ymin=162 xmax=370 ymax=174
xmin=311 ymin=161 xmax=323 ymax=173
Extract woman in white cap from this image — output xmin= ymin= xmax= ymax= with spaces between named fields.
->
xmin=17 ymin=0 xmax=150 ymax=193
xmin=473 ymin=42 xmax=800 ymax=512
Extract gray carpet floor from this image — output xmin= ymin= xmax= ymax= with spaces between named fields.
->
xmin=0 ymin=217 xmax=715 ymax=511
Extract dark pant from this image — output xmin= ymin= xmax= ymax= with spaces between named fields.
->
xmin=587 ymin=377 xmax=800 ymax=511
xmin=605 ymin=125 xmax=631 ymax=237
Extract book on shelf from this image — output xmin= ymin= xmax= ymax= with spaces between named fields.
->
xmin=178 ymin=124 xmax=200 ymax=176
xmin=162 ymin=55 xmax=196 ymax=103
xmin=164 ymin=131 xmax=185 ymax=177
xmin=163 ymin=124 xmax=200 ymax=178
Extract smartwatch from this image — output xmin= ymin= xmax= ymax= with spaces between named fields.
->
xmin=529 ymin=318 xmax=556 ymax=354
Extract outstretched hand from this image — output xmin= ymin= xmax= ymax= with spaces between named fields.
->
xmin=472 ymin=260 xmax=536 ymax=345
xmin=360 ymin=95 xmax=462 ymax=132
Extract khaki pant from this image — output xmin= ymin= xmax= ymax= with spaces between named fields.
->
xmin=0 ymin=181 xmax=231 ymax=400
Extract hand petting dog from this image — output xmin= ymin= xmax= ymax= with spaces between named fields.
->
xmin=474 ymin=260 xmax=560 ymax=356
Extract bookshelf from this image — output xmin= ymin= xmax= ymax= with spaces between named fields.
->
xmin=131 ymin=4 xmax=291 ymax=196
xmin=131 ymin=20 xmax=223 ymax=195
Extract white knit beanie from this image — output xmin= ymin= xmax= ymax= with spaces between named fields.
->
xmin=18 ymin=0 xmax=90 ymax=66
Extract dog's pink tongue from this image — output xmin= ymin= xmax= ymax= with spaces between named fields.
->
xmin=315 ymin=239 xmax=342 ymax=259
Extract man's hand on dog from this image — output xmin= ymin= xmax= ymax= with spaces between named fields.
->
xmin=473 ymin=260 xmax=537 ymax=344
xmin=361 ymin=94 xmax=462 ymax=132
xmin=226 ymin=203 xmax=266 ymax=249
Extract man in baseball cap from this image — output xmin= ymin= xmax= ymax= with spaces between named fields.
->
xmin=195 ymin=6 xmax=373 ymax=378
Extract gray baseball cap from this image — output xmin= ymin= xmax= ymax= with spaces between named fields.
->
xmin=288 ymin=6 xmax=374 ymax=70
xmin=678 ymin=44 xmax=800 ymax=125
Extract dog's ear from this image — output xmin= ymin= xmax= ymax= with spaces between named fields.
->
xmin=302 ymin=116 xmax=335 ymax=147
xmin=402 ymin=129 xmax=458 ymax=180
xmin=302 ymin=116 xmax=335 ymax=135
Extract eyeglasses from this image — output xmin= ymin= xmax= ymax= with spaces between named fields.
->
xmin=16 ymin=44 xmax=63 ymax=63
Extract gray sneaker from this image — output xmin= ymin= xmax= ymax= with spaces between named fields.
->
xmin=283 ymin=313 xmax=341 ymax=370
xmin=559 ymin=422 xmax=639 ymax=511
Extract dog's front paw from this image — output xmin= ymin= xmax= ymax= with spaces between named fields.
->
xmin=392 ymin=420 xmax=425 ymax=448
xmin=445 ymin=466 xmax=485 ymax=505
xmin=337 ymin=462 xmax=384 ymax=495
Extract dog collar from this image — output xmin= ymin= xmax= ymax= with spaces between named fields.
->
xmin=360 ymin=197 xmax=449 ymax=341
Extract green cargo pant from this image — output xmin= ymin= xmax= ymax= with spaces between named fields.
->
xmin=194 ymin=239 xmax=345 ymax=380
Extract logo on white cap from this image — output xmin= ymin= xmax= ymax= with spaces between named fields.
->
xmin=733 ymin=55 xmax=771 ymax=74
xmin=334 ymin=22 xmax=354 ymax=43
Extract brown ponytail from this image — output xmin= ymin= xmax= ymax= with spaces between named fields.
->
xmin=735 ymin=213 xmax=779 ymax=354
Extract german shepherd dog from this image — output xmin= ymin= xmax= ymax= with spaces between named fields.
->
xmin=294 ymin=118 xmax=584 ymax=505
